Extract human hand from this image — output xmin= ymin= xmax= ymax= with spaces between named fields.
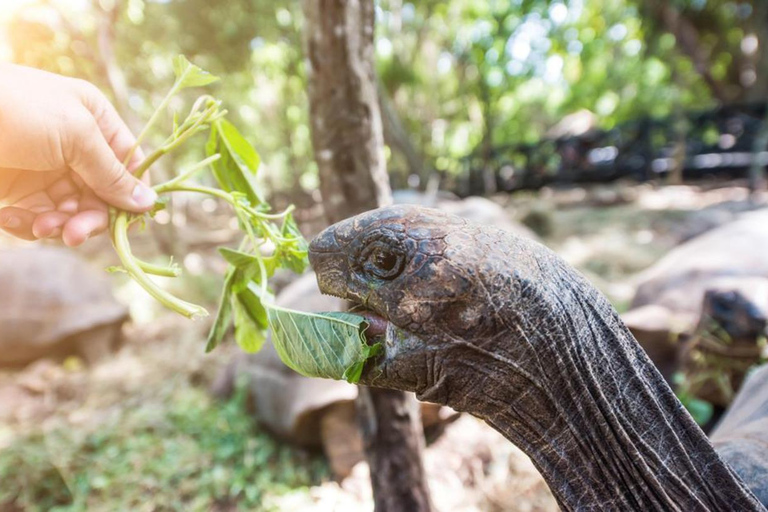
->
xmin=0 ymin=64 xmax=157 ymax=246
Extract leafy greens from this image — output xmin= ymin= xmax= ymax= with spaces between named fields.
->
xmin=107 ymin=56 xmax=379 ymax=383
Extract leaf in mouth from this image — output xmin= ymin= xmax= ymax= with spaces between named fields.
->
xmin=266 ymin=307 xmax=382 ymax=383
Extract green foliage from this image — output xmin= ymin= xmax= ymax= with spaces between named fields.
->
xmin=276 ymin=213 xmax=309 ymax=274
xmin=376 ymin=0 xmax=716 ymax=175
xmin=0 ymin=384 xmax=328 ymax=511
xmin=99 ymin=57 xmax=366 ymax=387
xmin=674 ymin=372 xmax=715 ymax=426
xmin=173 ymin=55 xmax=221 ymax=89
xmin=635 ymin=0 xmax=768 ymax=103
xmin=207 ymin=119 xmax=264 ymax=207
xmin=5 ymin=0 xmax=736 ymax=194
xmin=104 ymin=57 xmax=316 ymax=366
xmin=268 ymin=309 xmax=381 ymax=383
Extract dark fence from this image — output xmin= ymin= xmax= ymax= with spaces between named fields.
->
xmin=448 ymin=103 xmax=768 ymax=197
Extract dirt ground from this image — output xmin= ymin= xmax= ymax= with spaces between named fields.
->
xmin=1 ymin=180 xmax=765 ymax=511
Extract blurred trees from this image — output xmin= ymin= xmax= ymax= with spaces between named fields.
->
xmin=374 ymin=0 xmax=716 ymax=185
xmin=2 ymin=0 xmax=762 ymax=195
xmin=639 ymin=1 xmax=768 ymax=104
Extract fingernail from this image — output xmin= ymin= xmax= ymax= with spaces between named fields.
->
xmin=48 ymin=228 xmax=63 ymax=239
xmin=132 ymin=183 xmax=158 ymax=209
xmin=1 ymin=216 xmax=20 ymax=229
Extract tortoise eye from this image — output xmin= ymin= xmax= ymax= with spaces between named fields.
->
xmin=364 ymin=245 xmax=405 ymax=280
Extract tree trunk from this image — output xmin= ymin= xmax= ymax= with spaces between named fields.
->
xmin=303 ymin=0 xmax=391 ymax=219
xmin=358 ymin=388 xmax=433 ymax=511
xmin=302 ymin=1 xmax=433 ymax=511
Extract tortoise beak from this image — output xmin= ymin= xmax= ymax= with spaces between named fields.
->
xmin=309 ymin=229 xmax=350 ymax=300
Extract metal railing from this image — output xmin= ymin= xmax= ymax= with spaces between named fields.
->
xmin=446 ymin=102 xmax=768 ymax=197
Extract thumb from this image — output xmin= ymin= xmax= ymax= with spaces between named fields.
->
xmin=64 ymin=110 xmax=157 ymax=212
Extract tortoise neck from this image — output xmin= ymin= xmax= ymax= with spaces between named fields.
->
xmin=438 ymin=270 xmax=763 ymax=512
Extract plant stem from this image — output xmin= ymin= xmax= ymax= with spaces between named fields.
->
xmin=154 ymin=154 xmax=221 ymax=191
xmin=133 ymin=102 xmax=220 ymax=180
xmin=159 ymin=183 xmax=295 ymax=220
xmin=122 ymin=68 xmax=200 ymax=167
xmin=124 ymin=86 xmax=179 ymax=167
xmin=132 ymin=147 xmax=166 ymax=180
xmin=156 ymin=183 xmax=232 ymax=201
xmin=137 ymin=259 xmax=182 ymax=278
xmin=112 ymin=211 xmax=207 ymax=318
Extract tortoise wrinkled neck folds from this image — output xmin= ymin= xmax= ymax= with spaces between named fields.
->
xmin=308 ymin=204 xmax=766 ymax=512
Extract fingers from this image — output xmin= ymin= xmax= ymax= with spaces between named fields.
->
xmin=1 ymin=179 xmax=110 ymax=245
xmin=62 ymin=108 xmax=157 ymax=213
xmin=45 ymin=175 xmax=80 ymax=205
xmin=77 ymin=82 xmax=146 ymax=170
xmin=62 ymin=209 xmax=109 ymax=247
xmin=0 ymin=207 xmax=104 ymax=246
xmin=0 ymin=206 xmax=37 ymax=240
xmin=32 ymin=211 xmax=70 ymax=239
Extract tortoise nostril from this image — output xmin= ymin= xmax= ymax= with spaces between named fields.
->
xmin=309 ymin=228 xmax=340 ymax=256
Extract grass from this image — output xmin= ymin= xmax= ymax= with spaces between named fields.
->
xmin=0 ymin=380 xmax=329 ymax=512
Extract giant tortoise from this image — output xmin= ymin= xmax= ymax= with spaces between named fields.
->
xmin=308 ymin=204 xmax=768 ymax=510
xmin=0 ymin=246 xmax=128 ymax=367
xmin=622 ymin=208 xmax=768 ymax=412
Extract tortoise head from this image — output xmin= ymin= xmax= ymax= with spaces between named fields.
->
xmin=308 ymin=204 xmax=558 ymax=399
xmin=701 ymin=287 xmax=768 ymax=344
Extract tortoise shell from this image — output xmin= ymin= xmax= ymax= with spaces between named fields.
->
xmin=0 ymin=246 xmax=128 ymax=366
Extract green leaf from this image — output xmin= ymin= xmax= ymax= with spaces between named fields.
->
xmin=342 ymin=343 xmax=383 ymax=383
xmin=172 ymin=55 xmax=220 ymax=89
xmin=683 ymin=397 xmax=714 ymax=426
xmin=267 ymin=307 xmax=377 ymax=383
xmin=219 ymin=247 xmax=260 ymax=269
xmin=237 ymin=282 xmax=271 ymax=329
xmin=206 ymin=272 xmax=236 ymax=352
xmin=276 ymin=213 xmax=309 ymax=274
xmin=207 ymin=120 xmax=263 ymax=207
xmin=219 ymin=249 xmax=261 ymax=292
xmin=262 ymin=256 xmax=278 ymax=277
xmin=233 ymin=298 xmax=267 ymax=353
xmin=149 ymin=196 xmax=169 ymax=217
xmin=218 ymin=119 xmax=261 ymax=175
xmin=218 ymin=248 xmax=274 ymax=294
xmin=280 ymin=248 xmax=308 ymax=274
xmin=206 ymin=268 xmax=270 ymax=353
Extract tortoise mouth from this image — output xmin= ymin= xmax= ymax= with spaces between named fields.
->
xmin=313 ymin=284 xmax=390 ymax=342
xmin=352 ymin=309 xmax=389 ymax=342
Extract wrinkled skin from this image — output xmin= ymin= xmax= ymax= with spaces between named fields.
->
xmin=310 ymin=205 xmax=766 ymax=512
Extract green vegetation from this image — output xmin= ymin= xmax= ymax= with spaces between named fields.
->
xmin=106 ymin=55 xmax=378 ymax=383
xmin=7 ymin=1 xmax=761 ymax=194
xmin=0 ymin=382 xmax=328 ymax=512
xmin=107 ymin=55 xmax=305 ymax=324
xmin=269 ymin=309 xmax=380 ymax=383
